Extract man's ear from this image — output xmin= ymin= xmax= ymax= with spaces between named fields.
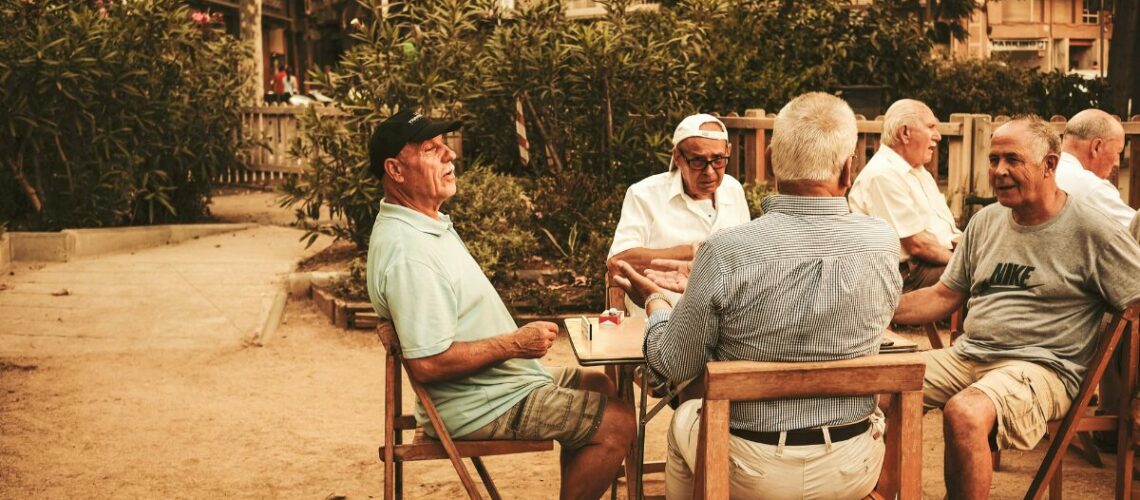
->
xmin=384 ymin=157 xmax=404 ymax=182
xmin=1042 ymin=153 xmax=1060 ymax=176
xmin=839 ymin=155 xmax=854 ymax=191
xmin=1089 ymin=137 xmax=1105 ymax=158
xmin=899 ymin=125 xmax=910 ymax=144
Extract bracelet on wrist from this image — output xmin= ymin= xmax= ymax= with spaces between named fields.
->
xmin=645 ymin=292 xmax=673 ymax=309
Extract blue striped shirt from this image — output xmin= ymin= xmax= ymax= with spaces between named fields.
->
xmin=644 ymin=194 xmax=902 ymax=431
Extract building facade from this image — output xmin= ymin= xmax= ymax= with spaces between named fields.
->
xmin=951 ymin=0 xmax=1113 ymax=75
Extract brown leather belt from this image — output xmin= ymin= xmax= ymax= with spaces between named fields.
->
xmin=729 ymin=419 xmax=871 ymax=446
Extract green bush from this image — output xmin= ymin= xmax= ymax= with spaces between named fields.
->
xmin=687 ymin=0 xmax=933 ymax=113
xmin=919 ymin=59 xmax=1111 ymax=119
xmin=283 ymin=0 xmax=1016 ymax=311
xmin=279 ymin=107 xmax=378 ymax=248
xmin=744 ymin=182 xmax=775 ymax=219
xmin=0 ymin=0 xmax=249 ymax=230
xmin=448 ymin=164 xmax=539 ymax=283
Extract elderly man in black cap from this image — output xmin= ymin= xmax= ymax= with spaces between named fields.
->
xmin=365 ymin=109 xmax=635 ymax=500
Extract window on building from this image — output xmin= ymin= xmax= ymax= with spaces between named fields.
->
xmin=1001 ymin=0 xmax=1044 ymax=22
xmin=1083 ymin=0 xmax=1102 ymax=24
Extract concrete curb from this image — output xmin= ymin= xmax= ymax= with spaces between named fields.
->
xmin=8 ymin=223 xmax=256 ymax=262
xmin=0 ymin=232 xmax=10 ymax=275
xmin=254 ymin=289 xmax=289 ymax=346
xmin=284 ymin=271 xmax=346 ymax=299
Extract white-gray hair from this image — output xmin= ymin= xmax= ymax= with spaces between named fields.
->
xmin=881 ymin=99 xmax=933 ymax=148
xmin=1064 ymin=109 xmax=1121 ymax=141
xmin=770 ymin=92 xmax=858 ymax=182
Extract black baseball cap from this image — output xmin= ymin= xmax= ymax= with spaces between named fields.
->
xmin=369 ymin=109 xmax=462 ymax=179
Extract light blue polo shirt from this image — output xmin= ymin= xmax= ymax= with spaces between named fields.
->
xmin=367 ymin=200 xmax=552 ymax=438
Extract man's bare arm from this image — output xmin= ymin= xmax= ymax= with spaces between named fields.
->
xmin=393 ymin=321 xmax=558 ymax=384
xmin=606 ymin=243 xmax=698 ymax=278
xmin=893 ymin=282 xmax=967 ymax=325
xmin=900 ymin=231 xmax=953 ymax=265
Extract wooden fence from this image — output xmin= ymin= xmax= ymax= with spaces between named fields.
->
xmin=219 ymin=103 xmax=332 ymax=184
xmin=718 ymin=110 xmax=1140 ymax=223
xmin=229 ymin=105 xmax=1140 ymax=223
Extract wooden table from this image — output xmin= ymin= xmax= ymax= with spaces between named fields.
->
xmin=563 ymin=316 xmax=917 ymax=500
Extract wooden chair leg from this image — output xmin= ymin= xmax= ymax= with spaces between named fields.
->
xmin=1073 ymin=432 xmax=1103 ymax=467
xmin=1114 ymin=320 xmax=1137 ymax=499
xmin=395 ymin=461 xmax=403 ymax=499
xmin=472 ymin=457 xmax=501 ymax=500
xmin=384 ymin=457 xmax=396 ymax=500
xmin=1048 ymin=459 xmax=1062 ymax=500
xmin=924 ymin=323 xmax=945 ymax=350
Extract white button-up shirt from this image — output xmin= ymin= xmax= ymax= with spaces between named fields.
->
xmin=848 ymin=146 xmax=961 ymax=261
xmin=609 ymin=169 xmax=750 ymax=258
xmin=1055 ymin=151 xmax=1135 ymax=228
xmin=608 ymin=170 xmax=750 ymax=309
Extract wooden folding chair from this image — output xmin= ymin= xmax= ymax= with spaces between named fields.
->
xmin=923 ymin=305 xmax=965 ymax=350
xmin=1026 ymin=311 xmax=1137 ymax=500
xmin=376 ymin=322 xmax=554 ymax=500
xmin=691 ymin=353 xmax=927 ymax=500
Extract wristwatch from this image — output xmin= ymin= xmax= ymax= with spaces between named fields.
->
xmin=645 ymin=292 xmax=673 ymax=309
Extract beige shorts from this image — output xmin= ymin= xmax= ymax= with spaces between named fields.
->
xmin=458 ymin=367 xmax=607 ymax=450
xmin=922 ymin=349 xmax=1071 ymax=450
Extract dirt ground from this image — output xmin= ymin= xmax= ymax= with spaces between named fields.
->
xmin=0 ymin=190 xmax=1127 ymax=498
xmin=0 ymin=305 xmax=1126 ymax=499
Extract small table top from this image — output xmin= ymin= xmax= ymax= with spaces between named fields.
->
xmin=564 ymin=315 xmax=917 ymax=367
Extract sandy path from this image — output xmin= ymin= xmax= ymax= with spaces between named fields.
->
xmin=0 ymin=303 xmax=1123 ymax=498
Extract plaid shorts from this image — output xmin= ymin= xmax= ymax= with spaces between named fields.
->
xmin=458 ymin=367 xmax=607 ymax=450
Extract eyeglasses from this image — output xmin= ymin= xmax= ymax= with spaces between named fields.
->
xmin=679 ymin=151 xmax=730 ymax=171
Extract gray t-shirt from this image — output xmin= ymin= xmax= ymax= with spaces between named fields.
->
xmin=1131 ymin=211 xmax=1140 ymax=243
xmin=942 ymin=195 xmax=1140 ymax=398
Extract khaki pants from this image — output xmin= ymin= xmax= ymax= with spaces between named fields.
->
xmin=665 ymin=400 xmax=885 ymax=500
xmin=902 ymin=260 xmax=945 ymax=292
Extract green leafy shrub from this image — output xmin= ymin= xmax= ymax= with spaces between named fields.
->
xmin=0 ymin=0 xmax=250 ymax=230
xmin=448 ymin=164 xmax=539 ymax=283
xmin=330 ymin=257 xmax=369 ymax=302
xmin=687 ymin=0 xmax=933 ymax=113
xmin=279 ymin=107 xmax=378 ymax=248
xmin=282 ymin=0 xmax=997 ymax=311
xmin=744 ymin=182 xmax=775 ymax=219
xmin=919 ymin=59 xmax=1111 ymax=119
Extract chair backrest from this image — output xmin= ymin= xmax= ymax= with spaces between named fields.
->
xmin=1026 ymin=310 xmax=1136 ymax=499
xmin=692 ymin=353 xmax=927 ymax=500
xmin=375 ymin=321 xmax=462 ymax=449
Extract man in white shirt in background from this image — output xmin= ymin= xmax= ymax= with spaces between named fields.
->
xmin=606 ymin=113 xmax=750 ymax=312
xmin=848 ymin=99 xmax=961 ymax=291
xmin=1057 ymin=109 xmax=1137 ymax=454
xmin=1055 ymin=108 xmax=1133 ymax=227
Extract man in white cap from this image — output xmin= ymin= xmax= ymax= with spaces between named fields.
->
xmin=606 ymin=113 xmax=750 ymax=312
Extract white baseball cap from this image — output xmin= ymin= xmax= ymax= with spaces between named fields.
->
xmin=669 ymin=113 xmax=729 ymax=171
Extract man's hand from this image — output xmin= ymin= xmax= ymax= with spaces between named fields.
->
xmin=610 ymin=260 xmax=665 ymax=309
xmin=510 ymin=321 xmax=558 ymax=358
xmin=645 ymin=258 xmax=692 ymax=293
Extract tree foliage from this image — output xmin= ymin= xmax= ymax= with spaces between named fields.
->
xmin=919 ymin=59 xmax=1112 ymax=119
xmin=0 ymin=0 xmax=250 ymax=230
xmin=282 ymin=0 xmax=1106 ymax=309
